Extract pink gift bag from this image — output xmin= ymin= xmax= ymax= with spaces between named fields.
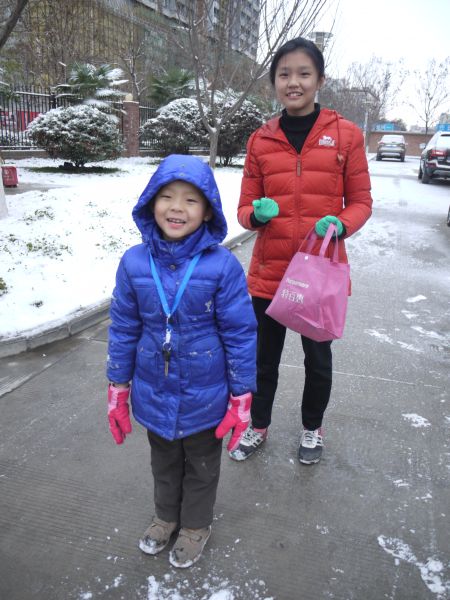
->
xmin=266 ymin=225 xmax=350 ymax=342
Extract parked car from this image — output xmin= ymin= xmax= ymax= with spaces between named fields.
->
xmin=418 ymin=131 xmax=450 ymax=184
xmin=376 ymin=134 xmax=406 ymax=162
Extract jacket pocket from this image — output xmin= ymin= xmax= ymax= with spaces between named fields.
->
xmin=256 ymin=228 xmax=270 ymax=267
xmin=182 ymin=284 xmax=216 ymax=319
xmin=187 ymin=344 xmax=226 ymax=388
xmin=135 ymin=347 xmax=162 ymax=391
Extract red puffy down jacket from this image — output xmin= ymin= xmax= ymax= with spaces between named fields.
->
xmin=238 ymin=109 xmax=373 ymax=299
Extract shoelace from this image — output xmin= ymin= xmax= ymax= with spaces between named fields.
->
xmin=302 ymin=429 xmax=321 ymax=448
xmin=242 ymin=427 xmax=265 ymax=447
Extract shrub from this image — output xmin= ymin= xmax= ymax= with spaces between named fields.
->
xmin=27 ymin=105 xmax=122 ymax=167
xmin=140 ymin=98 xmax=207 ymax=156
xmin=215 ymin=95 xmax=264 ymax=166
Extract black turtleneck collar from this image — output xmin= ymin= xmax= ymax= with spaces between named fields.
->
xmin=280 ymin=104 xmax=321 ymax=153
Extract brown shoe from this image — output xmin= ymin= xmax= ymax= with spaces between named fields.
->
xmin=139 ymin=516 xmax=178 ymax=555
xmin=169 ymin=526 xmax=211 ymax=568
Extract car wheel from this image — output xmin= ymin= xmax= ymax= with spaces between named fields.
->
xmin=418 ymin=164 xmax=423 ymax=179
xmin=400 ymin=155 xmax=405 ymax=162
xmin=376 ymin=154 xmax=381 ymax=161
xmin=447 ymin=206 xmax=450 ymax=227
xmin=422 ymin=168 xmax=431 ymax=184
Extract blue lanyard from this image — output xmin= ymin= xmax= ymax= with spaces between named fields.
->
xmin=149 ymin=251 xmax=202 ymax=352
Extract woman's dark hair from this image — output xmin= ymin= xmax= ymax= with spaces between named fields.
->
xmin=269 ymin=37 xmax=325 ymax=85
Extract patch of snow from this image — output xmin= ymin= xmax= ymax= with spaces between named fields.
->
xmin=411 ymin=326 xmax=446 ymax=340
xmin=406 ymin=295 xmax=427 ymax=303
xmin=402 ymin=413 xmax=431 ymax=428
xmin=146 ymin=574 xmax=273 ymax=600
xmin=401 ymin=310 xmax=418 ymax=320
xmin=377 ymin=536 xmax=449 ymax=599
xmin=364 ymin=329 xmax=395 ymax=344
xmin=396 ymin=341 xmax=422 ymax=353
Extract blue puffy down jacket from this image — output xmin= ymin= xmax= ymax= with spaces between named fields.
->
xmin=107 ymin=155 xmax=257 ymax=440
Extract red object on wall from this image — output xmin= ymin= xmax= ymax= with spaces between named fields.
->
xmin=2 ymin=165 xmax=18 ymax=187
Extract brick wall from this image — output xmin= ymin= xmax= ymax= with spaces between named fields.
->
xmin=368 ymin=131 xmax=433 ymax=156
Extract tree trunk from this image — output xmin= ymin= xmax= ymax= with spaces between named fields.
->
xmin=0 ymin=0 xmax=30 ymax=51
xmin=0 ymin=182 xmax=8 ymax=219
xmin=208 ymin=129 xmax=219 ymax=170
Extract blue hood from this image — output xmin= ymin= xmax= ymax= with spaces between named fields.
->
xmin=132 ymin=155 xmax=228 ymax=249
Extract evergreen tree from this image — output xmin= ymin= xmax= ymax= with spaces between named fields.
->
xmin=27 ymin=104 xmax=122 ymax=168
xmin=56 ymin=63 xmax=127 ymax=111
xmin=148 ymin=68 xmax=194 ymax=108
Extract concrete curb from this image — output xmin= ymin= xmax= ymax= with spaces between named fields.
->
xmin=0 ymin=231 xmax=256 ymax=359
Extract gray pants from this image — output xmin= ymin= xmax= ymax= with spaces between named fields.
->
xmin=147 ymin=427 xmax=222 ymax=529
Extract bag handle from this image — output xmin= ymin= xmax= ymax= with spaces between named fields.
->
xmin=302 ymin=224 xmax=339 ymax=262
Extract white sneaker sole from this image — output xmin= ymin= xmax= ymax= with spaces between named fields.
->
xmin=298 ymin=456 xmax=321 ymax=465
xmin=139 ymin=537 xmax=170 ymax=555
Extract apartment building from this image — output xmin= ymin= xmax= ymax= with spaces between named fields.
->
xmin=5 ymin=0 xmax=261 ymax=93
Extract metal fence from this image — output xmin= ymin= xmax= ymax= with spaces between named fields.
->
xmin=0 ymin=85 xmax=157 ymax=150
xmin=0 ymin=86 xmax=70 ymax=148
xmin=139 ymin=104 xmax=158 ymax=149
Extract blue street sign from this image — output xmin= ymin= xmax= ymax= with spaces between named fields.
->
xmin=436 ymin=123 xmax=450 ymax=131
xmin=374 ymin=123 xmax=395 ymax=131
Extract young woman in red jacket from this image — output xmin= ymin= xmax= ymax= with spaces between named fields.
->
xmin=233 ymin=37 xmax=372 ymax=465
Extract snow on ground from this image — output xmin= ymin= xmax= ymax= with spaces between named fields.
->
xmin=0 ymin=157 xmax=246 ymax=339
xmin=377 ymin=536 xmax=449 ymax=600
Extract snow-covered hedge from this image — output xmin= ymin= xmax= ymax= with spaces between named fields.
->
xmin=141 ymin=94 xmax=264 ymax=164
xmin=140 ymin=98 xmax=206 ymax=156
xmin=215 ymin=97 xmax=264 ymax=166
xmin=27 ymin=105 xmax=123 ymax=167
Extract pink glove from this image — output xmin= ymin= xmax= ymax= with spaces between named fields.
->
xmin=107 ymin=384 xmax=132 ymax=444
xmin=215 ymin=392 xmax=252 ymax=452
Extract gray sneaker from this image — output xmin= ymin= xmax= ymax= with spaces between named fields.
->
xmin=298 ymin=428 xmax=324 ymax=464
xmin=139 ymin=516 xmax=178 ymax=555
xmin=169 ymin=526 xmax=211 ymax=568
xmin=229 ymin=425 xmax=268 ymax=461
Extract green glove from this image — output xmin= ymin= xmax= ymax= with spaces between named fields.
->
xmin=315 ymin=215 xmax=344 ymax=237
xmin=252 ymin=197 xmax=279 ymax=223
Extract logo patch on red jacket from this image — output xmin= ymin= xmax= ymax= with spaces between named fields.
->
xmin=318 ymin=135 xmax=336 ymax=147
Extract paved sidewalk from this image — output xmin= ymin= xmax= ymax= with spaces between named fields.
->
xmin=0 ymin=234 xmax=448 ymax=600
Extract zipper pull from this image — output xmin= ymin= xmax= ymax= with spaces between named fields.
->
xmin=296 ymin=157 xmax=301 ymax=176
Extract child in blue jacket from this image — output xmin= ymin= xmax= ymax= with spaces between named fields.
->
xmin=106 ymin=154 xmax=257 ymax=568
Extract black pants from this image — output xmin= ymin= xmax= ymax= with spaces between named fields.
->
xmin=251 ymin=296 xmax=332 ymax=431
xmin=147 ymin=427 xmax=222 ymax=529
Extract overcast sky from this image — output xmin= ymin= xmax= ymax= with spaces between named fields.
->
xmin=313 ymin=0 xmax=450 ymax=126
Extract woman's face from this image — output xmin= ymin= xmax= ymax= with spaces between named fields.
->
xmin=274 ymin=49 xmax=324 ymax=117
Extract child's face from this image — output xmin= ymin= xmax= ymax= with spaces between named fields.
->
xmin=274 ymin=49 xmax=324 ymax=117
xmin=153 ymin=180 xmax=212 ymax=242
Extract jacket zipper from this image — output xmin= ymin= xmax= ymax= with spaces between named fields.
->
xmin=292 ymin=153 xmax=302 ymax=255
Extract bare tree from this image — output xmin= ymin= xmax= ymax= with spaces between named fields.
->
xmin=345 ymin=57 xmax=408 ymax=123
xmin=0 ymin=0 xmax=29 ymax=51
xmin=172 ymin=0 xmax=329 ymax=168
xmin=409 ymin=58 xmax=450 ymax=134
